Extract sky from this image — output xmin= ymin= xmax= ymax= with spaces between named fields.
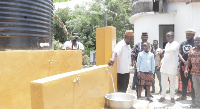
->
xmin=54 ymin=0 xmax=93 ymax=10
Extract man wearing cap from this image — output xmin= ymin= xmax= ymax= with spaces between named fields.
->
xmin=108 ymin=30 xmax=134 ymax=92
xmin=185 ymin=35 xmax=200 ymax=108
xmin=158 ymin=31 xmax=180 ymax=103
xmin=176 ymin=29 xmax=195 ymax=101
xmin=62 ymin=31 xmax=84 ymax=54
xmin=131 ymin=32 xmax=154 ymax=98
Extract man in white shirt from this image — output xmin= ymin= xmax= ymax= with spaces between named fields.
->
xmin=108 ymin=30 xmax=134 ymax=92
xmin=62 ymin=31 xmax=84 ymax=55
xmin=158 ymin=31 xmax=180 ymax=103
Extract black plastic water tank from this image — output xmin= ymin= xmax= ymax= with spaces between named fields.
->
xmin=0 ymin=0 xmax=53 ymax=50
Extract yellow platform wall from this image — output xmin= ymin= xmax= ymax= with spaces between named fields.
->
xmin=96 ymin=26 xmax=117 ymax=94
xmin=31 ymin=64 xmax=117 ymax=109
xmin=0 ymin=50 xmax=82 ymax=109
xmin=96 ymin=26 xmax=116 ymax=66
xmin=30 ymin=26 xmax=117 ymax=109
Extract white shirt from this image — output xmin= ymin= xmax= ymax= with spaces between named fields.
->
xmin=113 ymin=39 xmax=132 ymax=74
xmin=160 ymin=41 xmax=179 ymax=75
xmin=62 ymin=40 xmax=84 ymax=50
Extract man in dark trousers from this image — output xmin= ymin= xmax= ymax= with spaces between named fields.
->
xmin=108 ymin=30 xmax=134 ymax=92
xmin=131 ymin=32 xmax=155 ymax=98
xmin=177 ymin=29 xmax=195 ymax=102
xmin=184 ymin=35 xmax=200 ymax=108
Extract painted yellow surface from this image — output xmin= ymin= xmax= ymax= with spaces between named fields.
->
xmin=30 ymin=26 xmax=117 ymax=109
xmin=31 ymin=64 xmax=117 ymax=109
xmin=105 ymin=26 xmax=116 ymax=64
xmin=0 ymin=50 xmax=82 ymax=109
xmin=96 ymin=27 xmax=105 ymax=65
xmin=96 ymin=26 xmax=116 ymax=66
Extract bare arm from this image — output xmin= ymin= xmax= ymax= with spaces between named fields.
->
xmin=108 ymin=52 xmax=117 ymax=66
xmin=178 ymin=50 xmax=186 ymax=65
xmin=184 ymin=58 xmax=191 ymax=77
xmin=131 ymin=55 xmax=136 ymax=67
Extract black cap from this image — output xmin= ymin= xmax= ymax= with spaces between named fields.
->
xmin=72 ymin=31 xmax=78 ymax=36
xmin=142 ymin=32 xmax=148 ymax=36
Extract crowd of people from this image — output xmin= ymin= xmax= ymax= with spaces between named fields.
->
xmin=108 ymin=29 xmax=200 ymax=108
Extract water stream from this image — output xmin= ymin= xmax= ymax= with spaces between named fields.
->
xmin=107 ymin=66 xmax=116 ymax=93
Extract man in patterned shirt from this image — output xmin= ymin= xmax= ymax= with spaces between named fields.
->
xmin=185 ymin=35 xmax=200 ymax=108
xmin=131 ymin=32 xmax=155 ymax=98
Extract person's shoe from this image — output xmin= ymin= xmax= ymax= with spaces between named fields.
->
xmin=192 ymin=99 xmax=195 ymax=104
xmin=150 ymin=94 xmax=153 ymax=98
xmin=147 ymin=97 xmax=153 ymax=102
xmin=131 ymin=86 xmax=136 ymax=90
xmin=166 ymin=90 xmax=170 ymax=93
xmin=171 ymin=98 xmax=175 ymax=103
xmin=190 ymin=103 xmax=198 ymax=108
xmin=145 ymin=94 xmax=153 ymax=98
xmin=176 ymin=96 xmax=187 ymax=101
xmin=158 ymin=97 xmax=165 ymax=102
xmin=137 ymin=97 xmax=142 ymax=100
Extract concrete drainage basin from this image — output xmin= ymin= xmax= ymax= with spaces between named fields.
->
xmin=105 ymin=92 xmax=135 ymax=109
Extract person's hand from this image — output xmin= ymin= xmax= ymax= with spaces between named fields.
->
xmin=186 ymin=0 xmax=191 ymax=4
xmin=131 ymin=61 xmax=136 ymax=67
xmin=184 ymin=70 xmax=188 ymax=78
xmin=131 ymin=63 xmax=134 ymax=67
xmin=137 ymin=71 xmax=141 ymax=79
xmin=157 ymin=49 xmax=163 ymax=55
xmin=149 ymin=71 xmax=152 ymax=74
xmin=159 ymin=62 xmax=162 ymax=67
xmin=156 ymin=66 xmax=160 ymax=71
xmin=108 ymin=59 xmax=114 ymax=66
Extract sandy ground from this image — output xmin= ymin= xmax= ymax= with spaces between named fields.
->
xmin=126 ymin=70 xmax=200 ymax=109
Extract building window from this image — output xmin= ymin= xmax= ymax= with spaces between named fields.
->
xmin=153 ymin=0 xmax=159 ymax=12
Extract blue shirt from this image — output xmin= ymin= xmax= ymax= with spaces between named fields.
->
xmin=137 ymin=51 xmax=155 ymax=73
xmin=132 ymin=42 xmax=155 ymax=60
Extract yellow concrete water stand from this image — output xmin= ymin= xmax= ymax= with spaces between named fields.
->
xmin=30 ymin=26 xmax=117 ymax=109
xmin=96 ymin=26 xmax=116 ymax=66
xmin=0 ymin=26 xmax=117 ymax=109
xmin=31 ymin=64 xmax=117 ymax=109
xmin=0 ymin=50 xmax=82 ymax=109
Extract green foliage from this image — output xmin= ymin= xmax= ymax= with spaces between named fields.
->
xmin=53 ymin=0 xmax=134 ymax=55
xmin=82 ymin=55 xmax=90 ymax=66
xmin=53 ymin=7 xmax=71 ymax=43
xmin=53 ymin=38 xmax=62 ymax=50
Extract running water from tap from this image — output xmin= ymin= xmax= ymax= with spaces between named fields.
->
xmin=107 ymin=66 xmax=116 ymax=93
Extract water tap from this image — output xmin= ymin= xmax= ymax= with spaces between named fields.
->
xmin=74 ymin=75 xmax=81 ymax=86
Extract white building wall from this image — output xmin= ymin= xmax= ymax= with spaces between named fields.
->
xmin=174 ymin=2 xmax=200 ymax=43
xmin=191 ymin=3 xmax=200 ymax=36
xmin=133 ymin=13 xmax=175 ymax=45
xmin=174 ymin=2 xmax=193 ymax=43
xmin=163 ymin=2 xmax=179 ymax=12
xmin=131 ymin=2 xmax=200 ymax=45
